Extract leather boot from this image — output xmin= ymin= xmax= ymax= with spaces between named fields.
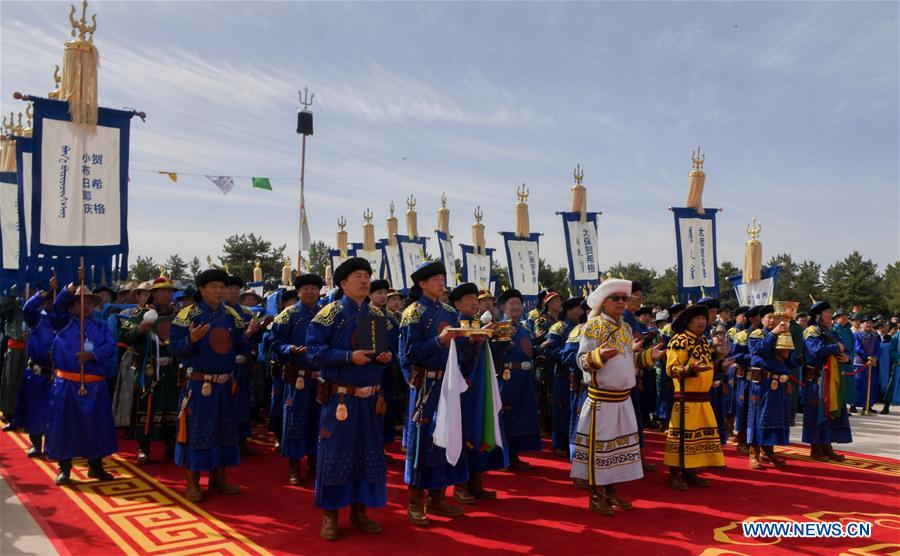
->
xmin=184 ymin=470 xmax=203 ymax=502
xmin=349 ymin=503 xmax=382 ymax=533
xmin=453 ymin=482 xmax=476 ymax=505
xmin=762 ymin=446 xmax=786 ymax=468
xmin=572 ymin=478 xmax=590 ymax=490
xmin=407 ymin=487 xmax=430 ymax=527
xmin=736 ymin=431 xmax=749 ymax=456
xmin=137 ymin=441 xmax=151 ymax=465
xmin=288 ymin=459 xmax=301 ymax=486
xmin=683 ymin=469 xmax=710 ymax=486
xmin=667 ymin=467 xmax=688 ymax=491
xmin=509 ymin=454 xmax=532 ymax=471
xmin=725 ymin=415 xmax=736 ymax=441
xmin=809 ymin=444 xmax=829 ymax=462
xmin=428 ymin=488 xmax=465 ymax=517
xmin=55 ymin=460 xmax=72 ymax=486
xmin=588 ymin=488 xmax=613 ymax=516
xmin=880 ymin=403 xmax=890 ymax=415
xmin=209 ymin=467 xmax=240 ymax=495
xmin=27 ymin=434 xmax=42 ymax=458
xmin=468 ymin=472 xmax=497 ymax=500
xmin=823 ymin=444 xmax=846 ymax=462
xmin=320 ymin=510 xmax=339 ymax=541
xmin=748 ymin=445 xmax=764 ymax=469
xmin=87 ymin=458 xmax=114 ymax=481
xmin=307 ymin=455 xmax=317 ymax=478
xmin=164 ymin=439 xmax=176 ymax=460
xmin=604 ymin=484 xmax=633 ymax=511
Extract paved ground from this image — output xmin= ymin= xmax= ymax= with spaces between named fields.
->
xmin=2 ymin=402 xmax=897 ymax=555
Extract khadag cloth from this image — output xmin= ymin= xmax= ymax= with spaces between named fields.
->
xmin=433 ymin=339 xmax=468 ymax=465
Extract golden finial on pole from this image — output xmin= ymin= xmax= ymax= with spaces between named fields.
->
xmin=253 ymin=259 xmax=263 ymax=282
xmin=685 ymin=146 xmax=707 ymax=213
xmin=437 ymin=192 xmax=450 ymax=234
xmin=68 ymin=0 xmax=97 ymax=42
xmin=337 ymin=216 xmax=347 ymax=231
xmin=362 ymin=209 xmax=376 ymax=251
xmin=386 ymin=201 xmax=398 ymax=247
xmin=570 ymin=164 xmax=587 ymax=222
xmin=472 ymin=205 xmax=486 ymax=255
xmin=363 ymin=208 xmax=373 ymax=225
xmin=406 ymin=195 xmax=418 ymax=239
xmin=61 ymin=0 xmax=100 ymax=126
xmin=206 ymin=255 xmax=213 ymax=268
xmin=515 ymin=184 xmax=530 ymax=238
xmin=336 ymin=216 xmax=348 ymax=256
xmin=743 ymin=217 xmax=763 ymax=283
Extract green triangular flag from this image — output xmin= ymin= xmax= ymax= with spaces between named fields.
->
xmin=481 ymin=343 xmax=496 ymax=451
xmin=252 ymin=177 xmax=272 ymax=191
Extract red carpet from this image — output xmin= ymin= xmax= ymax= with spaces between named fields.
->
xmin=2 ymin=426 xmax=899 ymax=555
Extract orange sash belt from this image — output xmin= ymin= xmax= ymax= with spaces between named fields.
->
xmin=56 ymin=370 xmax=105 ymax=383
xmin=7 ymin=338 xmax=26 ymax=351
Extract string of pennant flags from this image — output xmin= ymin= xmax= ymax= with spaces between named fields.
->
xmin=130 ymin=167 xmax=290 ymax=194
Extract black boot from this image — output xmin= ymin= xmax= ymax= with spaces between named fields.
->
xmin=27 ymin=434 xmax=43 ymax=458
xmin=137 ymin=441 xmax=151 ymax=464
xmin=55 ymin=460 xmax=72 ymax=485
xmin=87 ymin=458 xmax=115 ymax=481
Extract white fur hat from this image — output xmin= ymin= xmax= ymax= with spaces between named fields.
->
xmin=586 ymin=279 xmax=631 ymax=310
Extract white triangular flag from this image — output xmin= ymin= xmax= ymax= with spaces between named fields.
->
xmin=433 ymin=339 xmax=468 ymax=465
xmin=299 ymin=187 xmax=311 ymax=252
xmin=206 ymin=175 xmax=234 ymax=195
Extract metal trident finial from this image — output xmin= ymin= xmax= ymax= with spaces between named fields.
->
xmin=441 ymin=192 xmax=447 ymax=209
xmin=53 ymin=65 xmax=61 ymax=85
xmin=337 ymin=216 xmax=347 ymax=231
xmin=15 ymin=113 xmax=23 ymax=133
xmin=692 ymin=146 xmax=705 ymax=169
xmin=516 ymin=183 xmax=529 ymax=204
xmin=474 ymin=206 xmax=483 ymax=223
xmin=389 ymin=201 xmax=395 ymax=217
xmin=25 ymin=104 xmax=33 ymax=128
xmin=747 ymin=217 xmax=761 ymax=241
xmin=299 ymin=86 xmax=315 ymax=111
xmin=68 ymin=0 xmax=97 ymax=42
xmin=406 ymin=195 xmax=416 ymax=212
xmin=363 ymin=208 xmax=373 ymax=224
xmin=574 ymin=164 xmax=584 ymax=186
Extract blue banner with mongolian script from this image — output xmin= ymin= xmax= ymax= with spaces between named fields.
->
xmin=396 ymin=235 xmax=428 ymax=293
xmin=672 ymin=207 xmax=719 ymax=303
xmin=0 ymin=171 xmax=19 ymax=292
xmin=459 ymin=244 xmax=494 ymax=292
xmin=728 ymin=266 xmax=779 ymax=307
xmin=31 ymin=97 xmax=133 ymax=286
xmin=560 ymin=211 xmax=600 ymax=291
xmin=436 ymin=230 xmax=457 ymax=288
xmin=500 ymin=231 xmax=540 ymax=299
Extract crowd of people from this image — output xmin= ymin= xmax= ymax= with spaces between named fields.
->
xmin=1 ymin=259 xmax=898 ymax=541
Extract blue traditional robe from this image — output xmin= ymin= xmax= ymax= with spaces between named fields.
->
xmin=171 ymin=301 xmax=248 ymax=471
xmin=543 ymin=319 xmax=576 ymax=452
xmin=271 ymin=301 xmax=320 ymax=460
xmin=491 ymin=319 xmax=541 ymax=456
xmin=13 ymin=292 xmax=65 ymax=435
xmin=400 ymin=295 xmax=470 ymax=489
xmin=45 ymin=290 xmax=118 ymax=461
xmin=307 ymin=297 xmax=391 ymax=510
xmin=228 ymin=302 xmax=257 ymax=440
xmin=730 ymin=326 xmax=752 ymax=437
xmin=560 ymin=324 xmax=586 ymax=452
xmin=803 ymin=324 xmax=852 ymax=445
xmin=747 ymin=327 xmax=794 ymax=446
xmin=854 ymin=330 xmax=881 ymax=408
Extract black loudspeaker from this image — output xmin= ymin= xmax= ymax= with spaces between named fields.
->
xmin=297 ymin=111 xmax=314 ymax=136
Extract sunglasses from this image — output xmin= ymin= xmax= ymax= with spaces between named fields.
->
xmin=607 ymin=295 xmax=629 ymax=303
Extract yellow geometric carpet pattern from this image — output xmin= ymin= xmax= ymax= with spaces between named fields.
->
xmin=7 ymin=431 xmax=271 ymax=556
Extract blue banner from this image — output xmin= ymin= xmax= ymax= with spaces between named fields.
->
xmin=30 ymin=97 xmax=134 ymax=286
xmin=727 ymin=266 xmax=780 ymax=307
xmin=672 ymin=207 xmax=719 ymax=302
xmin=435 ymin=230 xmax=457 ymax=288
xmin=396 ymin=234 xmax=428 ymax=293
xmin=458 ymin=244 xmax=494 ymax=292
xmin=559 ymin=211 xmax=600 ymax=291
xmin=500 ymin=231 xmax=540 ymax=300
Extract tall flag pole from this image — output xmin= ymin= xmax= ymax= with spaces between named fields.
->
xmin=558 ymin=165 xmax=601 ymax=293
xmin=672 ymin=147 xmax=720 ymax=303
xmin=358 ymin=209 xmax=383 ymax=277
xmin=435 ymin=192 xmax=457 ymax=288
xmin=296 ymin=87 xmax=314 ymax=272
xmin=459 ymin=206 xmax=494 ymax=292
xmin=500 ymin=184 xmax=541 ymax=303
xmin=728 ymin=217 xmax=778 ymax=306
xmin=396 ymin=195 xmax=427 ymax=292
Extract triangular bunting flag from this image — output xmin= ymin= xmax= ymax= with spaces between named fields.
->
xmin=206 ymin=175 xmax=234 ymax=195
xmin=158 ymin=171 xmax=177 ymax=182
xmin=252 ymin=177 xmax=272 ymax=191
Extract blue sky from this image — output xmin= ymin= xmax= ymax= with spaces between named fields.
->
xmin=2 ymin=1 xmax=897 ymax=274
